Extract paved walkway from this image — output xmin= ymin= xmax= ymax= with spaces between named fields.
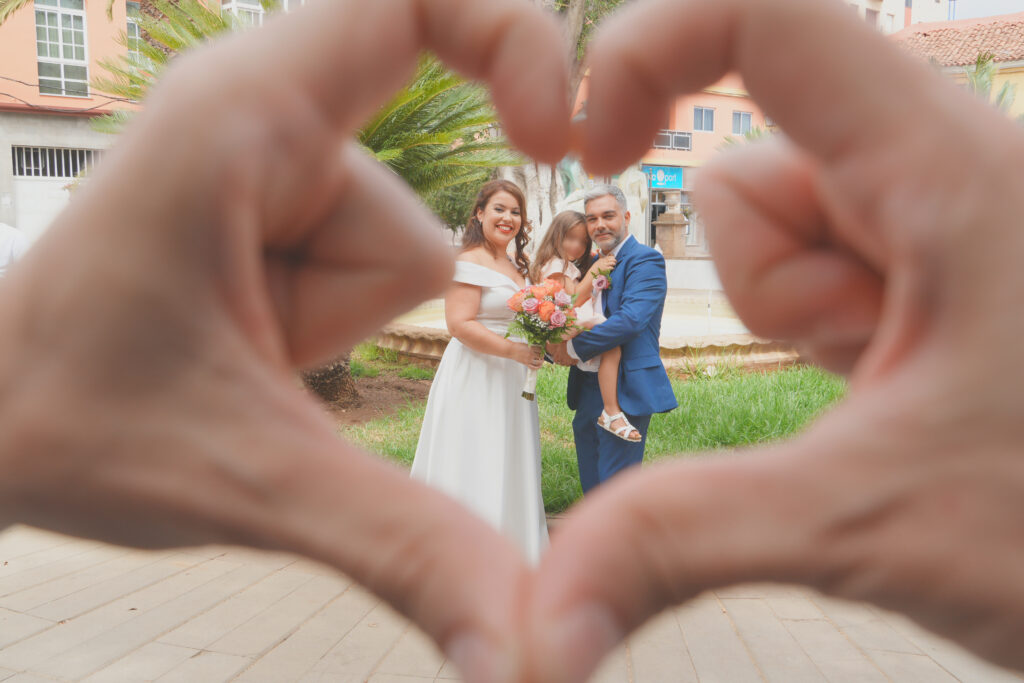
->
xmin=1 ymin=525 xmax=1021 ymax=682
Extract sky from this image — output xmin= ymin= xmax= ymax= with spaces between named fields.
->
xmin=952 ymin=0 xmax=1024 ymax=18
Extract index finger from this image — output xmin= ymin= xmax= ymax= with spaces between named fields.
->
xmin=257 ymin=0 xmax=571 ymax=163
xmin=580 ymin=0 xmax=945 ymax=173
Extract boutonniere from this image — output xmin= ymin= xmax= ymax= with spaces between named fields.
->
xmin=592 ymin=268 xmax=612 ymax=293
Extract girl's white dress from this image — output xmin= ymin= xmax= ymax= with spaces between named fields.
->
xmin=540 ymin=258 xmax=603 ymax=372
xmin=410 ymin=261 xmax=549 ymax=564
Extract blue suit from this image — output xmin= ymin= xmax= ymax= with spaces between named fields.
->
xmin=568 ymin=236 xmax=677 ymax=493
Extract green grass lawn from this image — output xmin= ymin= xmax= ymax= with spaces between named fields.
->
xmin=341 ymin=359 xmax=846 ymax=514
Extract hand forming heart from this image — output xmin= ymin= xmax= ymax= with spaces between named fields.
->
xmin=2 ymin=0 xmax=1024 ymax=682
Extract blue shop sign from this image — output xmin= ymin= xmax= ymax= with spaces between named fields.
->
xmin=642 ymin=165 xmax=683 ymax=190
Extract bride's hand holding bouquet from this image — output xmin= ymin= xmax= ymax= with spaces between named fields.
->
xmin=506 ymin=279 xmax=579 ymax=400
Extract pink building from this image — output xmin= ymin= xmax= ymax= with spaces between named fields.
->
xmin=0 ymin=0 xmax=302 ymax=241
xmin=638 ymin=72 xmax=768 ymax=258
xmin=0 ymin=0 xmax=140 ymax=240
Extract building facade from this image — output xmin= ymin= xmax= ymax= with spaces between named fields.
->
xmin=848 ymin=0 xmax=951 ymax=34
xmin=0 ymin=0 xmax=296 ymax=243
xmin=638 ymin=72 xmax=767 ymax=264
xmin=0 ymin=0 xmax=140 ymax=241
xmin=892 ymin=11 xmax=1024 ymax=120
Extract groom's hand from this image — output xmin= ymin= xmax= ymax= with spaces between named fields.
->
xmin=0 ymin=1 xmax=570 ymax=679
xmin=525 ymin=0 xmax=1024 ymax=680
xmin=546 ymin=341 xmax=578 ymax=367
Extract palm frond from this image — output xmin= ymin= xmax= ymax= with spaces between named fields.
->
xmin=90 ymin=109 xmax=135 ymax=135
xmin=0 ymin=0 xmax=32 ymax=28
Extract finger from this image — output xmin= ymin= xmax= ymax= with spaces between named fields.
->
xmin=524 ymin=401 xmax=909 ymax=682
xmin=263 ymin=145 xmax=455 ymax=367
xmin=580 ymin=0 xmax=952 ymax=174
xmin=4 ymin=334 xmax=529 ymax=682
xmin=263 ymin=405 xmax=530 ymax=681
xmin=253 ymin=0 xmax=570 ymax=163
xmin=698 ymin=140 xmax=884 ymax=369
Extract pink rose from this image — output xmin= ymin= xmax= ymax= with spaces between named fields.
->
xmin=522 ymin=296 xmax=539 ymax=312
xmin=550 ymin=309 xmax=567 ymax=327
xmin=593 ymin=275 xmax=609 ymax=291
xmin=554 ymin=290 xmax=572 ymax=307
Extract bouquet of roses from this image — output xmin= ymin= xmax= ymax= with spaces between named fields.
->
xmin=506 ymin=279 xmax=578 ymax=400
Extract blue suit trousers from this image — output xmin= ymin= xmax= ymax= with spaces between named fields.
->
xmin=572 ymin=371 xmax=652 ymax=493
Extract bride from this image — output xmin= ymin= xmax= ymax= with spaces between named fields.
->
xmin=411 ymin=180 xmax=549 ymax=564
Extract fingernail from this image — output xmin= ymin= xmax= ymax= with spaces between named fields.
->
xmin=542 ymin=602 xmax=623 ymax=682
xmin=446 ymin=631 xmax=516 ymax=683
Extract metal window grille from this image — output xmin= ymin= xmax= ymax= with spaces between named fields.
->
xmin=11 ymin=146 xmax=101 ymax=178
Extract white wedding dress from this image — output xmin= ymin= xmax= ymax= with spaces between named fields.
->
xmin=411 ymin=261 xmax=549 ymax=564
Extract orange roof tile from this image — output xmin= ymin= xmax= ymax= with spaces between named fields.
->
xmin=892 ymin=11 xmax=1024 ymax=67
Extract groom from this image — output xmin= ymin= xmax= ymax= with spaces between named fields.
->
xmin=549 ymin=184 xmax=677 ymax=493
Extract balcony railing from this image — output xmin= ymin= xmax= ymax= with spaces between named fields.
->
xmin=652 ymin=129 xmax=692 ymax=151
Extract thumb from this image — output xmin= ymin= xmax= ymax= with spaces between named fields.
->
xmin=524 ymin=401 xmax=898 ymax=682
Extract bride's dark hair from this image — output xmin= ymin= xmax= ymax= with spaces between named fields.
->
xmin=460 ymin=179 xmax=532 ymax=276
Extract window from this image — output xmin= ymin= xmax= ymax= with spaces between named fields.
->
xmin=885 ymin=13 xmax=895 ymax=31
xmin=693 ymin=106 xmax=714 ymax=132
xmin=222 ymin=0 xmax=263 ymax=26
xmin=34 ymin=0 xmax=88 ymax=97
xmin=865 ymin=8 xmax=879 ymax=26
xmin=126 ymin=2 xmax=143 ymax=64
xmin=12 ymin=146 xmax=101 ymax=178
xmin=732 ymin=111 xmax=752 ymax=135
xmin=281 ymin=0 xmax=306 ymax=11
xmin=653 ymin=130 xmax=692 ymax=151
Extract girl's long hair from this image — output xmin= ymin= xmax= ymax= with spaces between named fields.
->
xmin=460 ymin=179 xmax=531 ymax=276
xmin=529 ymin=210 xmax=592 ymax=285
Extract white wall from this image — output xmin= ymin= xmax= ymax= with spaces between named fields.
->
xmin=912 ymin=0 xmax=950 ymax=23
xmin=848 ymin=0 xmax=909 ymax=33
xmin=13 ymin=178 xmax=72 ymax=242
xmin=0 ymin=111 xmax=114 ymax=236
xmin=666 ymin=258 xmax=723 ymax=291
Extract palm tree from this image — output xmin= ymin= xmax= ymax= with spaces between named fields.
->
xmin=964 ymin=52 xmax=1023 ymax=123
xmin=0 ymin=0 xmax=126 ymax=25
xmin=720 ymin=126 xmax=771 ymax=148
xmin=357 ymin=56 xmax=522 ymax=229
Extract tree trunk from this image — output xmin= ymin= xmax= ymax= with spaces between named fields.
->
xmin=503 ymin=0 xmax=588 ymax=245
xmin=302 ymin=354 xmax=361 ymax=409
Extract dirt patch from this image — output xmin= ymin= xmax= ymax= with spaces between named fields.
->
xmin=328 ymin=374 xmax=432 ymax=426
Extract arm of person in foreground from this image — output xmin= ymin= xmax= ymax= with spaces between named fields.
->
xmin=522 ymin=0 xmax=1024 ymax=680
xmin=0 ymin=1 xmax=570 ymax=680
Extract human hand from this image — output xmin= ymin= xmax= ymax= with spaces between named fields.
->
xmin=545 ymin=341 xmax=578 ymax=367
xmin=0 ymin=1 xmax=570 ymax=678
xmin=524 ymin=0 xmax=1024 ymax=679
xmin=509 ymin=342 xmax=544 ymax=370
xmin=591 ymin=254 xmax=616 ymax=274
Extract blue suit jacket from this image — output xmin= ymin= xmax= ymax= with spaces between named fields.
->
xmin=568 ymin=237 xmax=678 ymax=416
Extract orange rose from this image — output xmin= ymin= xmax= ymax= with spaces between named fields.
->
xmin=537 ymin=300 xmax=556 ymax=322
xmin=530 ymin=285 xmax=547 ymax=300
xmin=549 ymin=279 xmax=564 ymax=294
xmin=507 ymin=293 xmax=524 ymax=312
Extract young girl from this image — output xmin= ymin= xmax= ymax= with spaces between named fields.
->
xmin=531 ymin=211 xmax=641 ymax=442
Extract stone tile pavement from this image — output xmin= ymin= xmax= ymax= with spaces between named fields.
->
xmin=1 ymin=525 xmax=1021 ymax=682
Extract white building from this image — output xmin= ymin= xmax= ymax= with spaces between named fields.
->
xmin=847 ymin=0 xmax=951 ymax=33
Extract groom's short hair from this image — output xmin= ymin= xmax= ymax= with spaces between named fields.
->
xmin=584 ymin=184 xmax=628 ymax=214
